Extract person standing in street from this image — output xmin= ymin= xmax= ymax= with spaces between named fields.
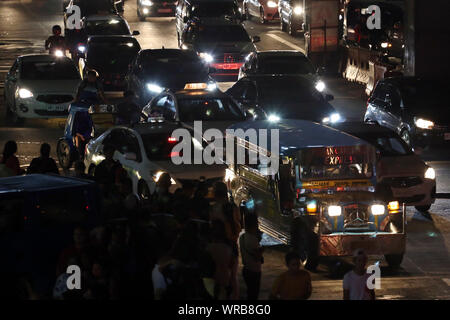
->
xmin=0 ymin=140 xmax=23 ymax=176
xmin=27 ymin=143 xmax=59 ymax=175
xmin=239 ymin=212 xmax=263 ymax=300
xmin=343 ymin=249 xmax=376 ymax=300
xmin=270 ymin=251 xmax=312 ymax=300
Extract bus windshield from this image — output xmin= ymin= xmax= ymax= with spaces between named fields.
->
xmin=298 ymin=146 xmax=375 ymax=180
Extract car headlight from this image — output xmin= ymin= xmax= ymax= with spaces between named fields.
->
xmin=425 ymin=167 xmax=436 ymax=180
xmin=293 ymin=6 xmax=303 ymax=15
xmin=315 ymin=80 xmax=326 ymax=92
xmin=328 ymin=205 xmax=342 ymax=217
xmin=18 ymin=88 xmax=33 ymax=99
xmin=370 ymin=204 xmax=385 ymax=216
xmin=268 ymin=114 xmax=280 ymax=122
xmin=141 ymin=0 xmax=153 ymax=6
xmin=147 ymin=83 xmax=163 ymax=94
xmin=199 ymin=52 xmax=213 ymax=63
xmin=414 ymin=117 xmax=434 ymax=130
xmin=77 ymin=45 xmax=86 ymax=53
xmin=54 ymin=50 xmax=64 ymax=57
xmin=267 ymin=1 xmax=277 ymax=8
xmin=322 ymin=113 xmax=341 ymax=124
xmin=207 ymin=82 xmax=217 ymax=91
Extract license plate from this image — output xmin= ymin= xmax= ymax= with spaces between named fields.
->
xmin=48 ymin=105 xmax=66 ymax=112
xmin=158 ymin=8 xmax=172 ymax=13
xmin=445 ymin=133 xmax=450 ymax=140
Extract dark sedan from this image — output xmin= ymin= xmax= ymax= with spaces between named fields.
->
xmin=226 ymin=75 xmax=339 ymax=123
xmin=126 ymin=49 xmax=217 ymax=107
xmin=364 ymin=77 xmax=450 ymax=148
xmin=79 ymin=36 xmax=141 ymax=92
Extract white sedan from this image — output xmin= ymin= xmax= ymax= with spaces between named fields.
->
xmin=3 ymin=54 xmax=81 ymax=124
xmin=84 ymin=122 xmax=226 ymax=199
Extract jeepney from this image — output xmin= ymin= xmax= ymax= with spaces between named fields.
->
xmin=225 ymin=119 xmax=405 ymax=270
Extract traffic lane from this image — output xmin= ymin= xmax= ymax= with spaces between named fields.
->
xmin=251 ymin=210 xmax=450 ymax=300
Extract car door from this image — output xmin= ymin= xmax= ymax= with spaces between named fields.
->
xmin=5 ymin=59 xmax=20 ymax=108
xmin=367 ymin=82 xmax=389 ymax=124
xmin=382 ymin=84 xmax=403 ymax=133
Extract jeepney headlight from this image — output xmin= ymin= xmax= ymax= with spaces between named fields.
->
xmin=141 ymin=0 xmax=153 ymax=6
xmin=327 ymin=205 xmax=342 ymax=217
xmin=388 ymin=201 xmax=400 ymax=211
xmin=267 ymin=1 xmax=277 ymax=8
xmin=370 ymin=204 xmax=385 ymax=216
xmin=425 ymin=167 xmax=435 ymax=180
xmin=199 ymin=52 xmax=213 ymax=63
xmin=294 ymin=6 xmax=303 ymax=15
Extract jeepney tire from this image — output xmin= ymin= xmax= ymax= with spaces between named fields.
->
xmin=57 ymin=139 xmax=74 ymax=170
xmin=385 ymin=254 xmax=403 ymax=269
xmin=415 ymin=205 xmax=431 ymax=213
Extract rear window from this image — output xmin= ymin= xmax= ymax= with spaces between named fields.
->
xmin=88 ymin=42 xmax=139 ymax=71
xmin=193 ymin=25 xmax=250 ymax=43
xmin=258 ymin=56 xmax=315 ymax=74
xmin=85 ymin=19 xmax=130 ymax=35
xmin=21 ymin=60 xmax=80 ymax=80
xmin=178 ymin=97 xmax=245 ymax=121
xmin=191 ymin=2 xmax=239 ymax=17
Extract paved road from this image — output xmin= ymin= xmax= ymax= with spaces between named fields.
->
xmin=1 ymin=0 xmax=450 ymax=300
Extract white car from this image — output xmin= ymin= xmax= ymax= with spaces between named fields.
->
xmin=84 ymin=122 xmax=226 ymax=199
xmin=3 ymin=55 xmax=81 ymax=124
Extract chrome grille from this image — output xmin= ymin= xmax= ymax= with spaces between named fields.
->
xmin=343 ymin=204 xmax=371 ymax=230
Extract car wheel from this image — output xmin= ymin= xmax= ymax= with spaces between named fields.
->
xmin=260 ymin=8 xmax=266 ymax=24
xmin=385 ymin=254 xmax=403 ymax=269
xmin=415 ymin=205 xmax=431 ymax=213
xmin=57 ymin=139 xmax=74 ymax=170
xmin=138 ymin=180 xmax=151 ymax=201
xmin=280 ymin=17 xmax=287 ymax=31
xmin=400 ymin=129 xmax=411 ymax=147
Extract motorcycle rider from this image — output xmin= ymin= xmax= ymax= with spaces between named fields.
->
xmin=45 ymin=25 xmax=66 ymax=55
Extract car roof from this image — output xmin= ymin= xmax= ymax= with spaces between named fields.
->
xmin=255 ymin=50 xmax=306 ymax=58
xmin=332 ymin=122 xmax=399 ymax=137
xmin=19 ymin=54 xmax=73 ymax=63
xmin=84 ymin=14 xmax=124 ymax=21
xmin=173 ymin=89 xmax=230 ymax=99
xmin=228 ymin=119 xmax=371 ymax=155
xmin=127 ymin=123 xmax=181 ymax=136
xmin=0 ymin=174 xmax=94 ymax=194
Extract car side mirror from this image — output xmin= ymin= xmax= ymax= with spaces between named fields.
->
xmin=252 ymin=36 xmax=261 ymax=43
xmin=132 ymin=30 xmax=140 ymax=36
xmin=124 ymin=152 xmax=137 ymax=161
xmin=183 ymin=16 xmax=189 ymax=23
xmin=325 ymin=94 xmax=334 ymax=101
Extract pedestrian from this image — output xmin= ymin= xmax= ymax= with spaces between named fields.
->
xmin=150 ymin=172 xmax=174 ymax=213
xmin=116 ymin=90 xmax=142 ymax=125
xmin=27 ymin=143 xmax=59 ymax=175
xmin=239 ymin=212 xmax=263 ymax=300
xmin=343 ymin=249 xmax=376 ymax=300
xmin=270 ymin=251 xmax=312 ymax=300
xmin=94 ymin=144 xmax=123 ymax=196
xmin=0 ymin=140 xmax=23 ymax=176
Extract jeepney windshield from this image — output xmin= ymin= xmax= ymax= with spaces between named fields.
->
xmin=297 ymin=145 xmax=375 ymax=180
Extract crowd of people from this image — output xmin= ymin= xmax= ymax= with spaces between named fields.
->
xmin=1 ymin=140 xmax=375 ymax=300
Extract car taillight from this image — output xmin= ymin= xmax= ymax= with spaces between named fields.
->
xmin=168 ymin=137 xmax=177 ymax=143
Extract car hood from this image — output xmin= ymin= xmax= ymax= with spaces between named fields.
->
xmin=258 ymin=101 xmax=335 ymax=122
xmin=19 ymin=79 xmax=81 ymax=94
xmin=194 ymin=41 xmax=255 ymax=56
xmin=182 ymin=120 xmax=245 ymax=134
xmin=377 ymin=154 xmax=427 ymax=178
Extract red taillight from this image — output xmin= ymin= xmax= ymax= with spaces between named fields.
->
xmin=168 ymin=137 xmax=177 ymax=143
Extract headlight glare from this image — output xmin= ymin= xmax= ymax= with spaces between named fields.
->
xmin=267 ymin=1 xmax=277 ymax=8
xmin=388 ymin=201 xmax=400 ymax=211
xmin=199 ymin=52 xmax=213 ymax=63
xmin=147 ymin=83 xmax=163 ymax=94
xmin=294 ymin=6 xmax=303 ymax=15
xmin=315 ymin=80 xmax=326 ymax=92
xmin=425 ymin=167 xmax=435 ymax=180
xmin=371 ymin=204 xmax=385 ymax=216
xmin=268 ymin=114 xmax=280 ymax=122
xmin=141 ymin=0 xmax=153 ymax=6
xmin=18 ymin=88 xmax=33 ymax=99
xmin=415 ymin=117 xmax=434 ymax=129
xmin=306 ymin=201 xmax=317 ymax=213
xmin=328 ymin=205 xmax=342 ymax=217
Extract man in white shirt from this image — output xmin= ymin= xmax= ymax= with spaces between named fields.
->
xmin=343 ymin=249 xmax=376 ymax=300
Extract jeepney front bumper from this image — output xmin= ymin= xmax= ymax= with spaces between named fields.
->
xmin=319 ymin=232 xmax=406 ymax=256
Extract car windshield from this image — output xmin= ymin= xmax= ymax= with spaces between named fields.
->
xmin=85 ymin=19 xmax=130 ymax=35
xmin=21 ymin=60 xmax=80 ymax=80
xmin=195 ymin=25 xmax=250 ymax=43
xmin=142 ymin=51 xmax=206 ymax=74
xmin=258 ymin=56 xmax=316 ymax=74
xmin=258 ymin=79 xmax=323 ymax=102
xmin=88 ymin=42 xmax=139 ymax=71
xmin=191 ymin=2 xmax=239 ymax=17
xmin=178 ymin=97 xmax=245 ymax=121
xmin=141 ymin=133 xmax=177 ymax=160
xmin=298 ymin=146 xmax=375 ymax=180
